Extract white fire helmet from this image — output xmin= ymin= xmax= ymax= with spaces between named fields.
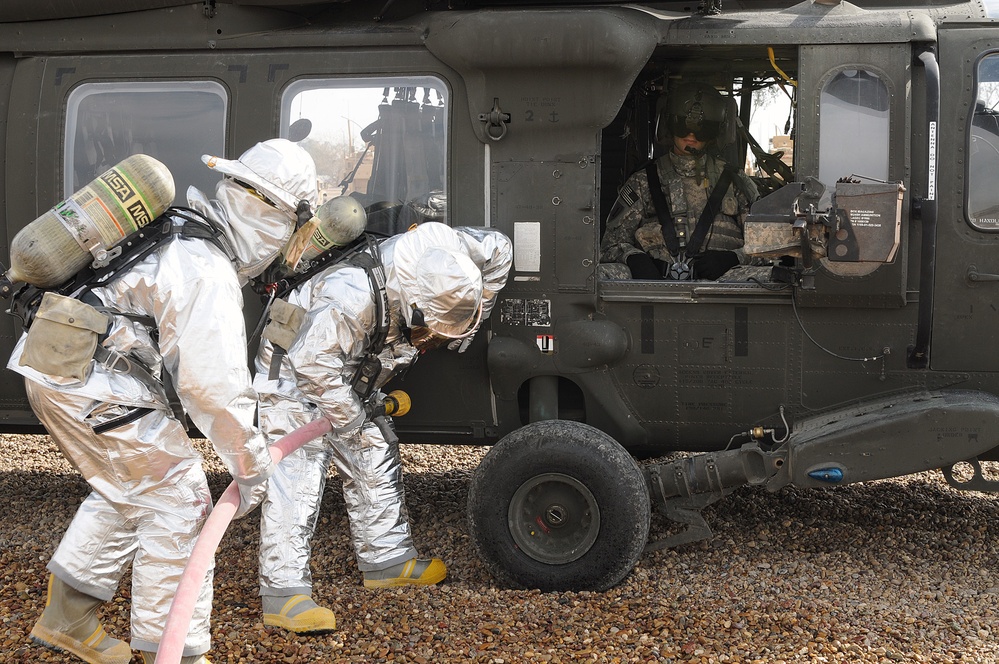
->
xmin=201 ymin=138 xmax=318 ymax=213
xmin=192 ymin=139 xmax=319 ymax=281
xmin=389 ymin=223 xmax=484 ymax=349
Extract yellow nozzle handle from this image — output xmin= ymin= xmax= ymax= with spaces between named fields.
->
xmin=383 ymin=390 xmax=411 ymax=417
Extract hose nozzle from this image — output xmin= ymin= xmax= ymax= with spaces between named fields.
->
xmin=383 ymin=390 xmax=411 ymax=417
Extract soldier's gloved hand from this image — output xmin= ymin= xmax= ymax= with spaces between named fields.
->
xmin=234 ymin=479 xmax=269 ymax=519
xmin=691 ymin=250 xmax=739 ymax=281
xmin=626 ymin=253 xmax=665 ymax=279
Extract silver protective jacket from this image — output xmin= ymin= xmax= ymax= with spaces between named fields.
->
xmin=256 ymin=223 xmax=513 ymax=590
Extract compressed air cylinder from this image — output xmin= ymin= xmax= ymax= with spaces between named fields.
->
xmin=297 ymin=195 xmax=368 ymax=265
xmin=5 ymin=154 xmax=175 ymax=288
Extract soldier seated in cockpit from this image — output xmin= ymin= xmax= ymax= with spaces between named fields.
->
xmin=599 ymin=80 xmax=759 ymax=281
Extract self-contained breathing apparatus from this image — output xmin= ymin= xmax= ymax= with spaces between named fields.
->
xmin=251 ymin=230 xmax=399 ymax=421
xmin=2 ymin=206 xmax=236 ymax=430
xmin=8 ymin=207 xmax=233 ymax=327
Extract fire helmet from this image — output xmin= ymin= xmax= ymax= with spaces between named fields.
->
xmin=201 ymin=138 xmax=318 ymax=213
xmin=387 ymin=222 xmax=484 ymax=343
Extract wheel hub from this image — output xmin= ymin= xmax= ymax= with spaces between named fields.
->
xmin=508 ymin=472 xmax=601 ymax=564
xmin=545 ymin=504 xmax=567 ymax=527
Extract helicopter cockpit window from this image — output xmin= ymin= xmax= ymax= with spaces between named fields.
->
xmin=818 ymin=69 xmax=890 ymax=185
xmin=64 ymin=81 xmax=227 ymax=203
xmin=968 ymin=54 xmax=999 ymax=230
xmin=281 ymin=77 xmax=448 ymax=235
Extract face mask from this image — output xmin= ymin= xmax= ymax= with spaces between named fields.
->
xmin=213 ymin=179 xmax=296 ymax=282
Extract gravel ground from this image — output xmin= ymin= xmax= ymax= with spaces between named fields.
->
xmin=1 ymin=432 xmax=999 ymax=663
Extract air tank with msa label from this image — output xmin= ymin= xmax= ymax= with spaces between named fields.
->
xmin=1 ymin=154 xmax=175 ymax=296
xmin=281 ymin=194 xmax=368 ymax=271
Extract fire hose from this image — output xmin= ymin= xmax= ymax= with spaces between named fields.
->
xmin=157 ymin=391 xmax=410 ymax=663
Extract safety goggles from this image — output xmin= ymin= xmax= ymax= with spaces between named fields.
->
xmin=405 ymin=302 xmax=483 ymax=353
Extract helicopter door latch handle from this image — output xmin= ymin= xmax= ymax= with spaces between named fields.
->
xmin=479 ymin=98 xmax=510 ymax=142
xmin=966 ymin=265 xmax=999 ymax=282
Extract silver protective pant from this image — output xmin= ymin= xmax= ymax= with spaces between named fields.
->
xmin=258 ymin=397 xmax=416 ymax=596
xmin=26 ymin=380 xmax=214 ymax=657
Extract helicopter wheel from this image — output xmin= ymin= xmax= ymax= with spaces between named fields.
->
xmin=467 ymin=420 xmax=650 ymax=591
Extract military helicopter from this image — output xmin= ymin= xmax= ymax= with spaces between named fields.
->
xmin=1 ymin=0 xmax=998 ymax=593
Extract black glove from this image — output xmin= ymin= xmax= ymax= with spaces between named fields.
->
xmin=626 ymin=253 xmax=665 ymax=279
xmin=691 ymin=250 xmax=739 ymax=281
xmin=364 ymin=396 xmax=387 ymax=419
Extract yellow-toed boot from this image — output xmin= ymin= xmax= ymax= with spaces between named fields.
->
xmin=262 ymin=594 xmax=337 ymax=634
xmin=30 ymin=573 xmax=132 ymax=664
xmin=362 ymin=558 xmax=447 ymax=589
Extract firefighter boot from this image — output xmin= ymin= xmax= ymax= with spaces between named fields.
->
xmin=261 ymin=594 xmax=337 ymax=634
xmin=29 ymin=573 xmax=132 ymax=664
xmin=140 ymin=652 xmax=210 ymax=663
xmin=362 ymin=558 xmax=447 ymax=589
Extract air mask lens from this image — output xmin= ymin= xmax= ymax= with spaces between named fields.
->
xmin=233 ymin=179 xmax=278 ymax=208
xmin=405 ymin=302 xmax=482 ymax=352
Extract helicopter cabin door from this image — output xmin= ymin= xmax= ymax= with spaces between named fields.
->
xmin=932 ymin=25 xmax=999 ymax=371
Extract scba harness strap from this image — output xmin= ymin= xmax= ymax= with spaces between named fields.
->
xmin=254 ymin=234 xmax=392 ymax=400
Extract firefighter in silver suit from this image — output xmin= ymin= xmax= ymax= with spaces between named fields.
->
xmin=7 ymin=138 xmax=318 ymax=664
xmin=254 ymin=220 xmax=512 ymax=634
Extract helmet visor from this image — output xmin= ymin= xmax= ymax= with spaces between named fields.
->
xmin=669 ymin=115 xmax=720 ymax=142
xmin=406 ymin=301 xmax=483 ymax=353
xmin=233 ymin=178 xmax=279 ymax=208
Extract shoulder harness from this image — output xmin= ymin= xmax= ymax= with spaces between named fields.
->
xmin=645 ymin=158 xmax=735 ymax=278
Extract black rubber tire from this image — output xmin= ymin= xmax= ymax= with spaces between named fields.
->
xmin=467 ymin=420 xmax=651 ymax=591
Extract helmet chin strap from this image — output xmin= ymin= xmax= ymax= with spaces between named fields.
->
xmin=683 ymin=145 xmax=705 ymax=156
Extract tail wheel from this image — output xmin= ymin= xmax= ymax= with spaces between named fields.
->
xmin=467 ymin=420 xmax=650 ymax=591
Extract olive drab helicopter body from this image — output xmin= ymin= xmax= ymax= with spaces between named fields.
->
xmin=1 ymin=0 xmax=998 ymax=591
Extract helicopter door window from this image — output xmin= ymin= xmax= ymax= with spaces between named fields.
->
xmin=281 ymin=77 xmax=448 ymax=235
xmin=64 ymin=81 xmax=227 ymax=204
xmin=818 ymin=69 xmax=890 ymax=185
xmin=968 ymin=53 xmax=999 ymax=230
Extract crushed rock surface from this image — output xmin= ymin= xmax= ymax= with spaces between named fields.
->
xmin=1 ymin=433 xmax=998 ymax=663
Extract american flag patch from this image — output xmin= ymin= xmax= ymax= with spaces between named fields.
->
xmin=619 ymin=183 xmax=638 ymax=207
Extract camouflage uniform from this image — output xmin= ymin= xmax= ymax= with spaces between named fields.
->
xmin=600 ymin=151 xmax=758 ymax=275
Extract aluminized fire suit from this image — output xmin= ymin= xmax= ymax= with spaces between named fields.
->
xmin=7 ymin=138 xmax=318 ymax=659
xmin=255 ymin=221 xmax=512 ymax=598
